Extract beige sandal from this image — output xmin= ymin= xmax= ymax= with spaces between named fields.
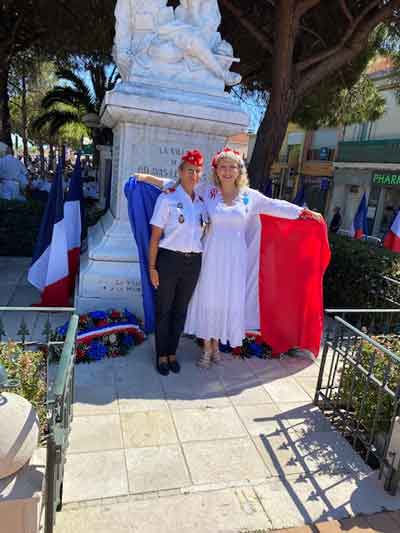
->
xmin=197 ymin=350 xmax=212 ymax=369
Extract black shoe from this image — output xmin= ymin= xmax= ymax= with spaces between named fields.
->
xmin=168 ymin=356 xmax=180 ymax=374
xmin=157 ymin=357 xmax=170 ymax=376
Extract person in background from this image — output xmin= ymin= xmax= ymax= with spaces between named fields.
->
xmin=0 ymin=142 xmax=28 ymax=201
xmin=329 ymin=206 xmax=342 ymax=233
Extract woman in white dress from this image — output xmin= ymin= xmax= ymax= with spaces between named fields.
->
xmin=184 ymin=148 xmax=321 ymax=368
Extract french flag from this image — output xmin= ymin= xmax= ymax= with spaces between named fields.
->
xmin=64 ymin=154 xmax=83 ymax=293
xmin=384 ymin=210 xmax=400 ymax=252
xmin=351 ymin=192 xmax=368 ymax=239
xmin=28 ymin=163 xmax=70 ymax=306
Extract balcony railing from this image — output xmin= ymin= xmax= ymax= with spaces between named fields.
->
xmin=336 ymin=139 xmax=400 ymax=164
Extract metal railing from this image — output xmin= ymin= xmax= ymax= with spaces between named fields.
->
xmin=0 ymin=306 xmax=77 ymax=533
xmin=317 ymin=296 xmax=400 ymax=494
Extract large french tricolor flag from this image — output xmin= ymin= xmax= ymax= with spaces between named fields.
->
xmin=64 ymin=154 xmax=83 ymax=293
xmin=28 ymin=163 xmax=70 ymax=306
xmin=351 ymin=192 xmax=368 ymax=239
xmin=384 ymin=210 xmax=400 ymax=252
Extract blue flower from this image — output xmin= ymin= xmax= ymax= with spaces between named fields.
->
xmin=122 ymin=334 xmax=134 ymax=347
xmin=56 ymin=321 xmax=69 ymax=336
xmin=88 ymin=340 xmax=108 ymax=361
xmin=89 ymin=310 xmax=108 ymax=320
xmin=123 ymin=309 xmax=139 ymax=325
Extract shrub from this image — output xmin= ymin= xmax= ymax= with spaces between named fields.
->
xmin=0 ymin=199 xmax=45 ymax=256
xmin=324 ymin=234 xmax=400 ymax=308
xmin=0 ymin=342 xmax=47 ymax=435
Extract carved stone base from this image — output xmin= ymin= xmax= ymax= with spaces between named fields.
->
xmin=75 ymin=82 xmax=248 ymax=316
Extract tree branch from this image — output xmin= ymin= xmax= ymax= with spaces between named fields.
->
xmin=339 ymin=0 xmax=353 ymax=23
xmin=219 ymin=0 xmax=273 ymax=53
xmin=295 ymin=0 xmax=321 ymax=20
xmin=297 ymin=0 xmax=400 ymax=99
xmin=299 ymin=24 xmax=327 ymax=48
xmin=296 ymin=0 xmax=382 ymax=72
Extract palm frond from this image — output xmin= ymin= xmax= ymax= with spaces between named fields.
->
xmin=53 ymin=68 xmax=96 ymax=110
xmin=41 ymin=86 xmax=96 ymax=113
xmin=32 ymin=109 xmax=82 ymax=136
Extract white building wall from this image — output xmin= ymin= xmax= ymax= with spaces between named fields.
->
xmin=311 ymin=128 xmax=338 ymax=148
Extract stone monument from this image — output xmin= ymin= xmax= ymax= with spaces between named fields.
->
xmin=76 ymin=0 xmax=248 ymax=314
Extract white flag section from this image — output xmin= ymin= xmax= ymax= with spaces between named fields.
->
xmin=64 ymin=154 xmax=82 ymax=293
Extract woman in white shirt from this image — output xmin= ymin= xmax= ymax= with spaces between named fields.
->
xmin=148 ymin=149 xmax=207 ymax=376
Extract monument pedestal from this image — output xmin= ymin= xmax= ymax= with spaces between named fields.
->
xmin=76 ymin=82 xmax=248 ymax=314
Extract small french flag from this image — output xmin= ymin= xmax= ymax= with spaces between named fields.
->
xmin=64 ymin=154 xmax=83 ymax=293
xmin=384 ymin=211 xmax=400 ymax=252
xmin=28 ymin=163 xmax=70 ymax=306
xmin=351 ymin=192 xmax=368 ymax=239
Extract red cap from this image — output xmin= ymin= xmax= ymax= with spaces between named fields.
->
xmin=211 ymin=147 xmax=242 ymax=168
xmin=181 ymin=149 xmax=204 ymax=167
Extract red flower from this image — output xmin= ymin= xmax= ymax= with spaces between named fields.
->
xmin=181 ymin=149 xmax=204 ymax=167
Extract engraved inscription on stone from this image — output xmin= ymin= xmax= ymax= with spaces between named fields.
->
xmin=98 ymin=278 xmax=142 ymax=295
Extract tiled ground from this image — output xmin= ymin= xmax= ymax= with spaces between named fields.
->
xmin=3 ymin=258 xmax=400 ymax=532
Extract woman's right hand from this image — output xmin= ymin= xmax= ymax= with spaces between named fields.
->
xmin=136 ymin=173 xmax=148 ymax=182
xmin=150 ymin=268 xmax=159 ymax=289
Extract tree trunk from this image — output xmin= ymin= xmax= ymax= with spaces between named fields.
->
xmin=21 ymin=63 xmax=29 ymax=166
xmin=39 ymin=142 xmax=45 ymax=177
xmin=49 ymin=143 xmax=55 ymax=171
xmin=0 ymin=53 xmax=13 ymax=151
xmin=248 ymin=1 xmax=298 ymax=190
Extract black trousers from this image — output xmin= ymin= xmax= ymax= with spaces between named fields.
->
xmin=155 ymin=248 xmax=201 ymax=359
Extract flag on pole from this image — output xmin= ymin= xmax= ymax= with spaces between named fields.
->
xmin=293 ymin=179 xmax=307 ymax=207
xmin=384 ymin=210 xmax=400 ymax=252
xmin=28 ymin=162 xmax=70 ymax=306
xmin=264 ymin=179 xmax=273 ymax=198
xmin=351 ymin=192 xmax=368 ymax=239
xmin=64 ymin=153 xmax=83 ymax=293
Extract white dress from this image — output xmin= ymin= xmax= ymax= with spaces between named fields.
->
xmin=184 ymin=185 xmax=303 ymax=347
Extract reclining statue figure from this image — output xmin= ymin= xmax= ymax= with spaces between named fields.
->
xmin=113 ymin=0 xmax=241 ymax=88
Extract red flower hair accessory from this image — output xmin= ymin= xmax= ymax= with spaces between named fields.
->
xmin=181 ymin=149 xmax=204 ymax=167
xmin=211 ymin=147 xmax=243 ymax=168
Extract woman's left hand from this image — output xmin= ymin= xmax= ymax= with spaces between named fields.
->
xmin=299 ymin=209 xmax=324 ymax=222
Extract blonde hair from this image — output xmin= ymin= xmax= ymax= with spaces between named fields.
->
xmin=211 ymin=151 xmax=249 ymax=190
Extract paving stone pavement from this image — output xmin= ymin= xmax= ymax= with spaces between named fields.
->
xmin=3 ymin=258 xmax=400 ymax=532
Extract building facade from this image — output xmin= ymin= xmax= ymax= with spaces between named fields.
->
xmin=330 ymin=57 xmax=400 ymax=237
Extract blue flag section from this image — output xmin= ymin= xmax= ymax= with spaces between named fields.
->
xmin=351 ymin=192 xmax=369 ymax=239
xmin=125 ymin=178 xmax=162 ymax=333
xmin=30 ymin=162 xmax=65 ymax=266
xmin=293 ymin=179 xmax=307 ymax=207
xmin=263 ymin=179 xmax=272 ymax=198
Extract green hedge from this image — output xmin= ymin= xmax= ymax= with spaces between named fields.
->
xmin=0 ymin=199 xmax=45 ymax=257
xmin=324 ymin=233 xmax=400 ymax=308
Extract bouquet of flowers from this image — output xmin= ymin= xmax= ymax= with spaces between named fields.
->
xmin=52 ymin=308 xmax=145 ymax=364
xmin=219 ymin=332 xmax=272 ymax=359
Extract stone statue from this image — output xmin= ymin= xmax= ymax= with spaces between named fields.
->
xmin=113 ymin=0 xmax=241 ymax=90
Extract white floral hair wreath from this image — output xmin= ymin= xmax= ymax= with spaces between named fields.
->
xmin=211 ymin=147 xmax=245 ymax=169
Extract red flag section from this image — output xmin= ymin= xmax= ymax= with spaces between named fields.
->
xmin=258 ymin=215 xmax=331 ymax=357
xmin=384 ymin=211 xmax=400 ymax=253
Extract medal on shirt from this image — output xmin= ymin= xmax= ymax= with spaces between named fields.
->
xmin=178 ymin=213 xmax=185 ymax=224
xmin=242 ymin=193 xmax=249 ymax=214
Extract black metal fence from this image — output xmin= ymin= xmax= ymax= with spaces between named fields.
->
xmin=317 ymin=276 xmax=400 ymax=494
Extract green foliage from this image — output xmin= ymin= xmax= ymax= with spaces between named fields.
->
xmin=294 ymin=74 xmax=386 ymax=131
xmin=0 ymin=199 xmax=45 ymax=256
xmin=0 ymin=342 xmax=47 ymax=435
xmin=324 ymin=234 xmax=400 ymax=308
xmin=338 ymin=336 xmax=400 ymax=436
